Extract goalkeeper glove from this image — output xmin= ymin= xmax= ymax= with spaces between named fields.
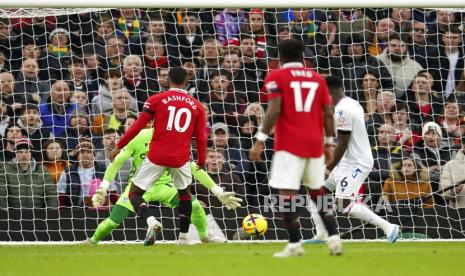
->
xmin=210 ymin=185 xmax=243 ymax=210
xmin=92 ymin=179 xmax=111 ymax=208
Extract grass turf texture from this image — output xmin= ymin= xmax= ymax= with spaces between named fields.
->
xmin=2 ymin=242 xmax=464 ymax=276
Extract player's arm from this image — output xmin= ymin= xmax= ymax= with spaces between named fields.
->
xmin=323 ymin=103 xmax=336 ymax=166
xmin=195 ymin=104 xmax=208 ymax=168
xmin=115 ymin=100 xmax=154 ymax=153
xmin=92 ymin=140 xmax=137 ymax=207
xmin=327 ymin=130 xmax=350 ymax=171
xmin=190 ymin=162 xmax=242 ymax=210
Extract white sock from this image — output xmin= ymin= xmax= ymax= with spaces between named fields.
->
xmin=146 ymin=216 xmax=156 ymax=226
xmin=308 ymin=200 xmax=328 ymax=237
xmin=287 ymin=242 xmax=301 ymax=248
xmin=344 ymin=203 xmax=391 ymax=233
xmin=179 ymin=232 xmax=188 ymax=239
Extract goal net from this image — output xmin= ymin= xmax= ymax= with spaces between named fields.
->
xmin=0 ymin=7 xmax=464 ymax=243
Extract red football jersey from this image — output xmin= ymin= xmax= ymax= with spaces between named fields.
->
xmin=264 ymin=62 xmax=332 ymax=158
xmin=118 ymin=88 xmax=207 ymax=168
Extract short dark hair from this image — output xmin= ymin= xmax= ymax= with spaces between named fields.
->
xmin=168 ymin=67 xmax=188 ymax=85
xmin=278 ymin=39 xmax=304 ymax=63
xmin=444 ymin=25 xmax=462 ymax=35
xmin=103 ymin=128 xmax=118 ymax=136
xmin=210 ymin=69 xmax=232 ymax=82
xmin=325 ymin=76 xmax=344 ymax=96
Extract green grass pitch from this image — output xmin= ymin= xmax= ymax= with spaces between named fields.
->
xmin=2 ymin=242 xmax=464 ymax=276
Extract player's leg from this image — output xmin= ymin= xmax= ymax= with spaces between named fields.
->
xmin=304 ymin=156 xmax=342 ymax=255
xmin=335 ymin=165 xmax=399 ymax=242
xmin=89 ymin=204 xmax=131 ymax=244
xmin=268 ymin=151 xmax=306 ymax=257
xmin=168 ymin=162 xmax=193 ymax=245
xmin=129 ymin=159 xmax=166 ymax=244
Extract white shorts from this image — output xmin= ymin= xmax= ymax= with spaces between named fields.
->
xmin=325 ymin=163 xmax=369 ymax=200
xmin=269 ymin=151 xmax=325 ymax=191
xmin=133 ymin=159 xmax=192 ymax=191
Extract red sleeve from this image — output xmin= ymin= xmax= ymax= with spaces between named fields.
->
xmin=117 ymin=111 xmax=153 ymax=149
xmin=195 ymin=104 xmax=207 ymax=168
xmin=263 ymin=71 xmax=282 ymax=101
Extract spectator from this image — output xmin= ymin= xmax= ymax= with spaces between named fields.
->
xmin=408 ymin=21 xmax=433 ymax=68
xmin=39 ymin=80 xmax=77 ymax=137
xmin=221 ymin=52 xmax=259 ymax=103
xmin=391 ymin=8 xmax=413 ymax=33
xmin=392 ymin=102 xmax=422 ymax=151
xmin=70 ymin=90 xmax=90 ymax=114
xmin=240 ymin=9 xmax=273 ymax=60
xmin=368 ymin=18 xmax=396 ymax=56
xmin=1 ymin=71 xmax=33 ymax=117
xmin=243 ymin=102 xmax=265 ymax=126
xmin=91 ymin=16 xmax=115 ymax=58
xmin=383 ymin=156 xmax=433 ymax=207
xmin=214 ymin=8 xmax=246 ymax=45
xmin=91 ymin=89 xmax=137 ymax=136
xmin=156 ymin=66 xmax=170 ymax=92
xmin=201 ymin=69 xmax=245 ymax=125
xmin=91 ymin=69 xmax=137 ymax=116
xmin=194 ymin=148 xmax=244 ymax=208
xmin=143 ymin=36 xmax=169 ymax=79
xmin=415 ymin=122 xmax=457 ymax=197
xmin=437 ymin=99 xmax=465 ymax=146
xmin=210 ymin=122 xmax=249 ymax=178
xmin=16 ymin=104 xmax=46 ymax=161
xmin=405 ymin=74 xmax=444 ymax=129
xmin=427 ymin=10 xmax=459 ymax=44
xmin=368 ymin=123 xmax=403 ymax=203
xmin=122 ymin=55 xmax=157 ymax=111
xmin=377 ymin=34 xmax=423 ymax=98
xmin=0 ymin=18 xmax=21 ymax=69
xmin=14 ymin=58 xmax=50 ymax=103
xmin=115 ymin=9 xmax=145 ymax=46
xmin=0 ymin=124 xmax=22 ymax=162
xmin=196 ymin=38 xmax=223 ymax=97
xmin=422 ymin=26 xmax=465 ymax=98
xmin=0 ymin=137 xmax=58 ymax=209
xmin=121 ymin=113 xmax=138 ymax=134
xmin=95 ymin=128 xmax=129 ymax=193
xmin=239 ymin=34 xmax=267 ymax=90
xmin=182 ymin=60 xmax=199 ymax=96
xmin=169 ymin=12 xmax=211 ymax=60
xmin=357 ymin=70 xmax=380 ymax=119
xmin=57 ymin=141 xmax=106 ymax=207
xmin=336 ymin=9 xmax=373 ymax=42
xmin=142 ymin=14 xmax=171 ymax=50
xmin=42 ymin=139 xmax=68 ymax=185
xmin=440 ymin=140 xmax=465 ymax=208
xmin=286 ymin=9 xmax=318 ymax=45
xmin=366 ymin=91 xmax=396 ymax=145
xmin=67 ymin=56 xmax=99 ymax=101
xmin=101 ymin=36 xmax=126 ymax=71
xmin=0 ymin=100 xmax=10 ymax=136
xmin=330 ymin=34 xmax=392 ymax=100
xmin=61 ymin=110 xmax=92 ymax=157
xmin=45 ymin=28 xmax=71 ymax=80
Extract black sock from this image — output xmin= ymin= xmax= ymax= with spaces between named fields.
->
xmin=309 ymin=189 xmax=339 ymax=236
xmin=129 ymin=193 xmax=152 ymax=221
xmin=280 ymin=195 xmax=301 ymax=243
xmin=178 ymin=195 xmax=192 ymax=234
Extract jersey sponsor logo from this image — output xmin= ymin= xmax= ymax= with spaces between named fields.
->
xmin=352 ymin=168 xmax=362 ymax=179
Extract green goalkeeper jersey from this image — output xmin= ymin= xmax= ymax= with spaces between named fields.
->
xmin=103 ymin=128 xmax=215 ymax=190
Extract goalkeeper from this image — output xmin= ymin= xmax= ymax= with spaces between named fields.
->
xmin=90 ymin=128 xmax=241 ymax=245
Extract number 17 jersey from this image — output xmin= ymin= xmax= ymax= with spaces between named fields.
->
xmin=264 ymin=62 xmax=332 ymax=158
xmin=143 ymin=88 xmax=207 ymax=168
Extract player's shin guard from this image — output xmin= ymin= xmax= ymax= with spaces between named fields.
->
xmin=279 ymin=194 xmax=301 ymax=243
xmin=178 ymin=194 xmax=192 ymax=234
xmin=308 ymin=188 xmax=338 ymax=237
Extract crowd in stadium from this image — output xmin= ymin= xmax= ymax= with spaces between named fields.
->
xmin=0 ymin=8 xmax=464 ymax=210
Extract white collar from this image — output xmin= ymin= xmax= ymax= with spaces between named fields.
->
xmin=170 ymin=88 xmax=188 ymax=94
xmin=281 ymin=62 xmax=304 ymax=69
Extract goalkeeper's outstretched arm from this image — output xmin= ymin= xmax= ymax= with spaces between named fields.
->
xmin=190 ymin=162 xmax=242 ymax=210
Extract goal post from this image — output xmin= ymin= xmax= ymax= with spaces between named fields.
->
xmin=0 ymin=5 xmax=464 ymax=243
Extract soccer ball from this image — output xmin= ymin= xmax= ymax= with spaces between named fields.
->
xmin=242 ymin=214 xmax=268 ymax=237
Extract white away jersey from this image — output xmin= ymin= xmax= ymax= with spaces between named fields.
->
xmin=334 ymin=97 xmax=374 ymax=169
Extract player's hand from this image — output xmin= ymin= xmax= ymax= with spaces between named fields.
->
xmin=324 ymin=144 xmax=335 ymax=167
xmin=110 ymin=148 xmax=121 ymax=162
xmin=92 ymin=188 xmax=107 ymax=208
xmin=211 ymin=185 xmax=243 ymax=210
xmin=454 ymin=185 xmax=464 ymax=195
xmin=249 ymin=141 xmax=264 ymax=162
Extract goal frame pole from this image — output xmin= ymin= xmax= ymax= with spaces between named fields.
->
xmin=0 ymin=0 xmax=465 ymax=8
